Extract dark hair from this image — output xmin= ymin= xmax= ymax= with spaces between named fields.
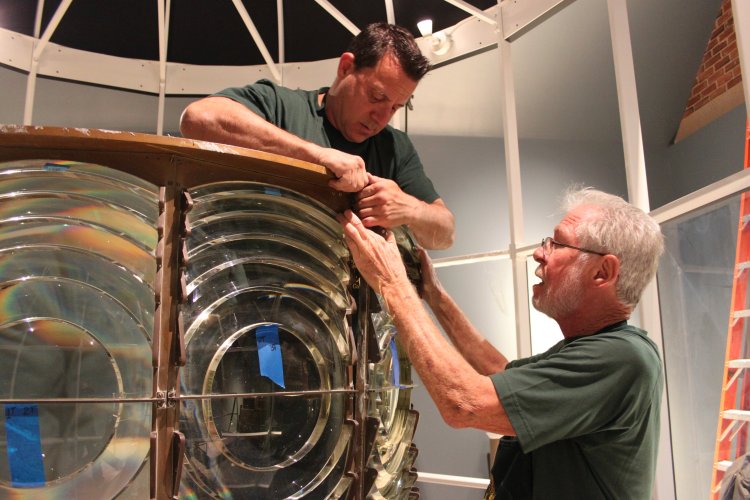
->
xmin=347 ymin=23 xmax=431 ymax=81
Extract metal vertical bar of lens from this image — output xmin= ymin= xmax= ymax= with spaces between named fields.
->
xmin=606 ymin=1 xmax=674 ymax=499
xmin=153 ymin=181 xmax=182 ymax=499
xmin=23 ymin=0 xmax=73 ymax=125
xmin=355 ymin=283 xmax=370 ymax=498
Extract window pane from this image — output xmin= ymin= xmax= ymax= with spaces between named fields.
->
xmin=657 ymin=195 xmax=739 ymax=499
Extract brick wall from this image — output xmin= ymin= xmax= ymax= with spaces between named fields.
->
xmin=683 ymin=0 xmax=742 ymax=119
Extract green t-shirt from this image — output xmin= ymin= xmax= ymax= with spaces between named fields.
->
xmin=490 ymin=322 xmax=663 ymax=500
xmin=214 ymin=80 xmax=440 ymax=203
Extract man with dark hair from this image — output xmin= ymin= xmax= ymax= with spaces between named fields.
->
xmin=180 ymin=23 xmax=454 ymax=249
xmin=340 ymin=187 xmax=665 ymax=499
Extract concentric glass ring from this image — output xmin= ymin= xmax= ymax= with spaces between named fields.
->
xmin=180 ymin=181 xmax=354 ymax=499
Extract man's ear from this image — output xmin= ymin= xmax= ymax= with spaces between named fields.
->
xmin=337 ymin=52 xmax=356 ymax=78
xmin=593 ymin=254 xmax=620 ymax=288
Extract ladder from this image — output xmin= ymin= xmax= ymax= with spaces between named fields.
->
xmin=711 ymin=119 xmax=750 ymax=498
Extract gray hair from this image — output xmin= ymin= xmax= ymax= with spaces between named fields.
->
xmin=562 ymin=187 xmax=664 ymax=309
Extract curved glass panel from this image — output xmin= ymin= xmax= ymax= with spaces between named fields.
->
xmin=186 ymin=235 xmax=349 ymax=290
xmin=181 ymin=182 xmax=354 ymax=499
xmin=185 ymin=258 xmax=350 ymax=324
xmin=0 ymin=159 xmax=159 ymax=222
xmin=188 ymin=211 xmax=348 ymax=262
xmin=0 ymin=196 xmax=158 ymax=249
xmin=0 ymin=160 xmax=156 ymax=498
xmin=367 ymin=337 xmax=419 ymax=499
xmin=0 ymin=221 xmax=155 ymax=284
xmin=189 ymin=190 xmax=342 ymax=242
xmin=366 ymin=228 xmax=421 ymax=499
xmin=190 ymin=181 xmax=339 ymax=226
xmin=0 ymin=247 xmax=154 ymax=330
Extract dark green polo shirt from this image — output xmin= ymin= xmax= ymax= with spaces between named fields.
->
xmin=214 ymin=79 xmax=440 ymax=203
xmin=490 ymin=322 xmax=663 ymax=499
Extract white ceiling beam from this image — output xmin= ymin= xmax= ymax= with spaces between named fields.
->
xmin=494 ymin=1 xmax=531 ymax=359
xmin=156 ymin=0 xmax=170 ymax=135
xmin=440 ymin=0 xmax=497 ymax=26
xmin=24 ymin=0 xmax=73 ymax=125
xmin=607 ymin=2 xmax=673 ymax=498
xmin=33 ymin=0 xmax=73 ymax=60
xmin=277 ymin=0 xmax=285 ymax=67
xmin=314 ymin=0 xmax=360 ymax=36
xmin=384 ymin=0 xmax=395 ymax=24
xmin=499 ymin=0 xmax=574 ymax=41
xmin=607 ymin=0 xmax=648 ymax=211
xmin=231 ymin=0 xmax=282 ymax=82
xmin=33 ymin=0 xmax=45 ymax=38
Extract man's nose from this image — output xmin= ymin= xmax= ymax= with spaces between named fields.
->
xmin=532 ymin=246 xmax=545 ymax=264
xmin=372 ymin=104 xmax=392 ymax=126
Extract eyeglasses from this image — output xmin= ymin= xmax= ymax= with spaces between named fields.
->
xmin=540 ymin=237 xmax=607 ymax=257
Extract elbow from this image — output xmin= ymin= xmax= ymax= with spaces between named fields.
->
xmin=441 ymin=227 xmax=455 ymax=250
xmin=438 ymin=396 xmax=480 ymax=429
xmin=179 ymin=101 xmax=213 ymax=140
xmin=434 ymin=213 xmax=456 ymax=250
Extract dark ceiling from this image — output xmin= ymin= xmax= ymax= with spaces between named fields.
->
xmin=0 ymin=0 xmax=497 ymax=65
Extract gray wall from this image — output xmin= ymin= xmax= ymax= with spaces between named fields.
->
xmin=647 ymin=104 xmax=747 ymax=210
xmin=411 ymin=135 xmax=629 ymax=261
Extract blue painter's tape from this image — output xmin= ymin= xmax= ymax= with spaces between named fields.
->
xmin=264 ymin=187 xmax=281 ymax=196
xmin=4 ymin=404 xmax=45 ymax=487
xmin=257 ymin=324 xmax=285 ymax=388
xmin=43 ymin=162 xmax=71 ymax=172
xmin=390 ymin=337 xmax=401 ymax=388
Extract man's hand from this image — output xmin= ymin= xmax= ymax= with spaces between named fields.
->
xmin=338 ymin=210 xmax=410 ymax=294
xmin=317 ymin=148 xmax=368 ymax=192
xmin=417 ymin=247 xmax=445 ymax=305
xmin=356 ymin=174 xmax=455 ymax=250
xmin=356 ymin=174 xmax=419 ymax=228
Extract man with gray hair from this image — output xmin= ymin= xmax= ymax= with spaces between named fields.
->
xmin=339 ymin=187 xmax=665 ymax=499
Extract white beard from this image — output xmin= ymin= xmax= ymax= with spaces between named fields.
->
xmin=533 ymin=263 xmax=584 ymax=319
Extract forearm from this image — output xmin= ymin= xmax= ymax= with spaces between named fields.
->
xmin=426 ymin=286 xmax=508 ymax=375
xmin=408 ymin=199 xmax=455 ymax=250
xmin=180 ymin=97 xmax=325 ymax=164
xmin=380 ymin=278 xmax=511 ymax=432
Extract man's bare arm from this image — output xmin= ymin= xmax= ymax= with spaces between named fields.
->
xmin=339 ymin=210 xmax=514 ymax=434
xmin=356 ymin=175 xmax=455 ymax=249
xmin=418 ymin=248 xmax=508 ymax=374
xmin=180 ymin=96 xmax=367 ymax=192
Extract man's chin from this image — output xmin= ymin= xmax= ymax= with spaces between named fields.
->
xmin=532 ymin=296 xmax=554 ymax=319
xmin=343 ymin=132 xmax=367 ymax=143
xmin=531 ymin=295 xmax=542 ymax=312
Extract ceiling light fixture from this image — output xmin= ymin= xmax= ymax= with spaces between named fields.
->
xmin=416 ymin=19 xmax=433 ymax=37
xmin=416 ymin=18 xmax=452 ymax=56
